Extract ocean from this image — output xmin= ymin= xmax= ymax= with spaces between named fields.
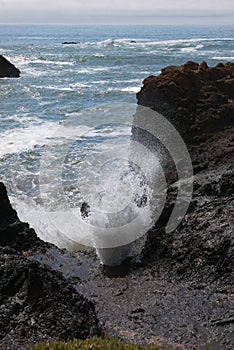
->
xmin=0 ymin=24 xmax=233 ymax=255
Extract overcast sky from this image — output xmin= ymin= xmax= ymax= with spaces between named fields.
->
xmin=0 ymin=0 xmax=233 ymax=24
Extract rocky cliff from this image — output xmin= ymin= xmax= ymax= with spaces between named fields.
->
xmin=135 ymin=61 xmax=234 ymax=287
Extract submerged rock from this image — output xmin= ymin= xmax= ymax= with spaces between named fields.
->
xmin=62 ymin=41 xmax=80 ymax=44
xmin=0 ymin=183 xmax=100 ymax=350
xmin=0 ymin=55 xmax=20 ymax=78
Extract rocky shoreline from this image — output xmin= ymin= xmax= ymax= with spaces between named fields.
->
xmin=0 ymin=61 xmax=233 ymax=349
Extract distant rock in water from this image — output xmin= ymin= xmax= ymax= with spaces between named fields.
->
xmin=0 ymin=182 xmax=100 ymax=349
xmin=0 ymin=55 xmax=20 ymax=78
xmin=62 ymin=41 xmax=80 ymax=44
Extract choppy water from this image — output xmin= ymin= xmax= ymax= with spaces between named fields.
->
xmin=0 ymin=24 xmax=233 ymax=257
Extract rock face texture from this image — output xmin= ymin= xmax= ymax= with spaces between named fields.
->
xmin=0 ymin=55 xmax=20 ymax=78
xmin=136 ymin=61 xmax=234 ymax=143
xmin=135 ymin=61 xmax=234 ymax=287
xmin=0 ymin=183 xmax=100 ymax=350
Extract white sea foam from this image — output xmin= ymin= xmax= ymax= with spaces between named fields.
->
xmin=93 ymin=53 xmax=105 ymax=57
xmin=5 ymin=113 xmax=41 ymax=125
xmin=96 ymin=38 xmax=114 ymax=46
xmin=11 ymin=197 xmax=93 ymax=248
xmin=29 ymin=59 xmax=74 ymax=66
xmin=75 ymin=67 xmax=110 ymax=74
xmin=44 ymin=85 xmax=73 ymax=91
xmin=84 ymin=125 xmax=131 ymax=138
xmin=106 ymin=86 xmax=141 ymax=94
xmin=11 ymin=137 xmax=155 ymax=265
xmin=0 ymin=122 xmax=92 ymax=157
xmin=22 ymin=67 xmax=49 ymax=77
xmin=211 ymin=56 xmax=234 ymax=60
xmin=121 ymin=86 xmax=141 ymax=93
xmin=69 ymin=82 xmax=91 ymax=88
xmin=181 ymin=44 xmax=204 ymax=52
xmin=91 ymin=37 xmax=234 ymax=48
xmin=65 ymin=112 xmax=82 ymax=117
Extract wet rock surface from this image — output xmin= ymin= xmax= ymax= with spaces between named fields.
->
xmin=0 ymin=61 xmax=233 ymax=350
xmin=0 ymin=55 xmax=20 ymax=78
xmin=0 ymin=183 xmax=100 ymax=350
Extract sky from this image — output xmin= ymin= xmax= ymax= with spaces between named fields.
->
xmin=0 ymin=0 xmax=233 ymax=25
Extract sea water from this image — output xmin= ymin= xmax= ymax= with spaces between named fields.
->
xmin=0 ymin=24 xmax=233 ymax=262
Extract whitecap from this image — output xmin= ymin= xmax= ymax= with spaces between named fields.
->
xmin=96 ymin=38 xmax=114 ymax=46
xmin=121 ymin=86 xmax=141 ymax=93
xmin=75 ymin=67 xmax=110 ymax=74
xmin=0 ymin=122 xmax=92 ymax=157
xmin=211 ymin=56 xmax=234 ymax=60
xmin=30 ymin=59 xmax=74 ymax=66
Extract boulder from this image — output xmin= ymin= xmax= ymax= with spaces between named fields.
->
xmin=0 ymin=55 xmax=20 ymax=78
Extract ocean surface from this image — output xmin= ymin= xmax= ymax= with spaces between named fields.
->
xmin=0 ymin=24 xmax=233 ymax=252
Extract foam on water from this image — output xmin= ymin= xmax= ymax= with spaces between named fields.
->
xmin=211 ymin=56 xmax=234 ymax=60
xmin=121 ymin=86 xmax=141 ymax=93
xmin=12 ymin=137 xmax=156 ymax=266
xmin=0 ymin=122 xmax=92 ymax=157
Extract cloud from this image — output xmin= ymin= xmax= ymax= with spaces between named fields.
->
xmin=0 ymin=0 xmax=233 ymax=24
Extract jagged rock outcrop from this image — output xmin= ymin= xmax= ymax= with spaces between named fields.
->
xmin=137 ymin=61 xmax=234 ymax=143
xmin=0 ymin=183 xmax=100 ymax=350
xmin=0 ymin=55 xmax=20 ymax=78
xmin=134 ymin=62 xmax=234 ymax=286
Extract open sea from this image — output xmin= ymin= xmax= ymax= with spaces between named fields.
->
xmin=0 ymin=24 xmax=233 ymax=253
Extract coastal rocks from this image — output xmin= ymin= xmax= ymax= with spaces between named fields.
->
xmin=0 ymin=55 xmax=20 ymax=78
xmin=0 ymin=250 xmax=100 ymax=350
xmin=135 ymin=62 xmax=234 ymax=286
xmin=137 ymin=61 xmax=234 ymax=143
xmin=0 ymin=183 xmax=100 ymax=350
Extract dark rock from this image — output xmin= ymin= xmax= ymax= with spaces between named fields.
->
xmin=134 ymin=62 xmax=234 ymax=287
xmin=136 ymin=61 xmax=234 ymax=143
xmin=0 ymin=249 xmax=100 ymax=350
xmin=80 ymin=202 xmax=90 ymax=219
xmin=0 ymin=183 xmax=100 ymax=349
xmin=0 ymin=55 xmax=20 ymax=78
xmin=0 ymin=182 xmax=42 ymax=251
xmin=62 ymin=41 xmax=80 ymax=45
